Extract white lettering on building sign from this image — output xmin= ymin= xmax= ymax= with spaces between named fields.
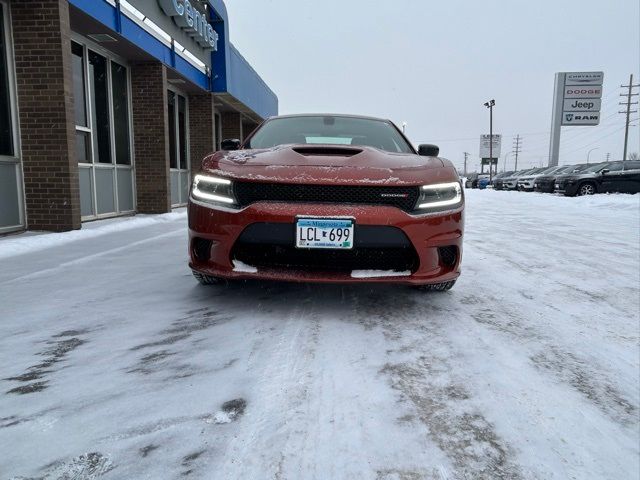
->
xmin=158 ymin=0 xmax=218 ymax=51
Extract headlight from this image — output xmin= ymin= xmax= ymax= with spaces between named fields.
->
xmin=414 ymin=181 xmax=462 ymax=211
xmin=191 ymin=174 xmax=236 ymax=206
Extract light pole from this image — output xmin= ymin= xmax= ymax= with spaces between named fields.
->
xmin=586 ymin=147 xmax=600 ymax=164
xmin=484 ymin=99 xmax=496 ymax=182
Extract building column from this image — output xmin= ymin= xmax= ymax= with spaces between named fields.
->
xmin=242 ymin=119 xmax=259 ymax=141
xmin=221 ymin=112 xmax=242 ymax=142
xmin=12 ymin=0 xmax=80 ymax=231
xmin=189 ymin=93 xmax=215 ymax=176
xmin=130 ymin=62 xmax=171 ymax=214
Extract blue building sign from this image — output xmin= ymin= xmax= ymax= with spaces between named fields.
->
xmin=69 ymin=0 xmax=277 ymax=119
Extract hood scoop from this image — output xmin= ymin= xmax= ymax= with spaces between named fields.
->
xmin=292 ymin=146 xmax=363 ymax=157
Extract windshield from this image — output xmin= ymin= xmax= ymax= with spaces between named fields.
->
xmin=246 ymin=116 xmax=414 ymax=153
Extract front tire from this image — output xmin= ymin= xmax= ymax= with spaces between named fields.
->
xmin=577 ymin=182 xmax=596 ymax=196
xmin=415 ymin=280 xmax=457 ymax=292
xmin=192 ymin=270 xmax=221 ymax=285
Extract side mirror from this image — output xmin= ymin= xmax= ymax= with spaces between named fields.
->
xmin=601 ymin=169 xmax=610 ymax=175
xmin=418 ymin=144 xmax=440 ymax=157
xmin=221 ymin=139 xmax=241 ymax=151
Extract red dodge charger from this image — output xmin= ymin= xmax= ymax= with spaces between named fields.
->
xmin=188 ymin=114 xmax=464 ymax=290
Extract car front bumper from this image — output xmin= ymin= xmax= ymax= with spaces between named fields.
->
xmin=517 ymin=180 xmax=535 ymax=190
xmin=534 ymin=180 xmax=555 ymax=192
xmin=188 ymin=200 xmax=464 ymax=285
xmin=554 ymin=182 xmax=578 ymax=196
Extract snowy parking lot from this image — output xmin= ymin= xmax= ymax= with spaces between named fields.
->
xmin=1 ymin=190 xmax=638 ymax=480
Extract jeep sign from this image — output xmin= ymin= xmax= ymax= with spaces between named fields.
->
xmin=563 ymin=98 xmax=601 ymax=112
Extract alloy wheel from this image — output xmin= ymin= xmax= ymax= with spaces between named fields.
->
xmin=579 ymin=184 xmax=595 ymax=196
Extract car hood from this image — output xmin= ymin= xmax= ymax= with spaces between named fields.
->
xmin=200 ymin=144 xmax=457 ymax=185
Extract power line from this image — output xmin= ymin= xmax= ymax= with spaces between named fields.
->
xmin=558 ymin=125 xmax=628 ymax=156
xmin=619 ymin=74 xmax=639 ymax=160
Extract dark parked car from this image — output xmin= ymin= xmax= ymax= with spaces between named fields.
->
xmin=517 ymin=166 xmax=569 ymax=191
xmin=554 ymin=161 xmax=640 ymax=196
xmin=465 ymin=172 xmax=489 ymax=189
xmin=491 ymin=171 xmax=514 ymax=190
xmin=534 ymin=164 xmax=588 ymax=193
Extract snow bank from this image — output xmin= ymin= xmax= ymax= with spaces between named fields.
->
xmin=0 ymin=210 xmax=187 ymax=260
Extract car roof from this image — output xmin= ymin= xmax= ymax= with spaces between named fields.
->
xmin=266 ymin=113 xmax=393 ymax=123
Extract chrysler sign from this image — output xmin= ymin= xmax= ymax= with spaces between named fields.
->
xmin=158 ymin=0 xmax=218 ymax=50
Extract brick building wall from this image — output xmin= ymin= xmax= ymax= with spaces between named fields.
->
xmin=221 ymin=112 xmax=242 ymax=141
xmin=188 ymin=93 xmax=214 ymax=176
xmin=131 ymin=62 xmax=171 ymax=214
xmin=11 ymin=0 xmax=80 ymax=231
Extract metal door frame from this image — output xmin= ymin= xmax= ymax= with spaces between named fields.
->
xmin=168 ymin=86 xmax=190 ymax=207
xmin=72 ymin=34 xmax=136 ymax=222
xmin=0 ymin=0 xmax=25 ymax=234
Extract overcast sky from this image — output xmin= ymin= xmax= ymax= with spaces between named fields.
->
xmin=225 ymin=0 xmax=640 ymax=171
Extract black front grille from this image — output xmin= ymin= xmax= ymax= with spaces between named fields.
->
xmin=233 ymin=182 xmax=420 ymax=212
xmin=232 ymin=243 xmax=419 ymax=273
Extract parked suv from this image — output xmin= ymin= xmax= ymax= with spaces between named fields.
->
xmin=517 ymin=166 xmax=566 ymax=191
xmin=465 ymin=172 xmax=489 ymax=189
xmin=554 ymin=161 xmax=640 ymax=196
xmin=534 ymin=164 xmax=588 ymax=193
xmin=492 ymin=171 xmax=514 ymax=190
xmin=501 ymin=168 xmax=539 ymax=190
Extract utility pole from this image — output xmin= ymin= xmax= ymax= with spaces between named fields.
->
xmin=619 ymin=74 xmax=639 ymax=161
xmin=606 ymin=152 xmax=611 ymax=161
xmin=463 ymin=152 xmax=469 ymax=176
xmin=484 ymin=99 xmax=496 ymax=182
xmin=512 ymin=134 xmax=522 ymax=171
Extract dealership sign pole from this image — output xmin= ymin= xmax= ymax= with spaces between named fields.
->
xmin=548 ymin=71 xmax=604 ymax=166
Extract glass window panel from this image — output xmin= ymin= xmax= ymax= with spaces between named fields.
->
xmin=79 ymin=166 xmax=94 ymax=217
xmin=111 ymin=62 xmax=131 ymax=165
xmin=170 ymin=170 xmax=179 ymax=205
xmin=180 ymin=171 xmax=189 ymax=204
xmin=89 ymin=51 xmax=111 ymax=164
xmin=117 ymin=168 xmax=134 ymax=211
xmin=0 ymin=163 xmax=20 ymax=227
xmin=71 ymin=42 xmax=87 ymax=128
xmin=0 ymin=7 xmax=14 ymax=156
xmin=76 ymin=130 xmax=91 ymax=163
xmin=95 ymin=168 xmax=115 ymax=214
xmin=168 ymin=90 xmax=177 ymax=169
xmin=178 ymin=95 xmax=187 ymax=170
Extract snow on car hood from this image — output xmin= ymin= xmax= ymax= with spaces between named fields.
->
xmin=200 ymin=145 xmax=456 ymax=185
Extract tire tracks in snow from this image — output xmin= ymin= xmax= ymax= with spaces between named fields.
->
xmin=353 ymin=289 xmax=528 ymax=480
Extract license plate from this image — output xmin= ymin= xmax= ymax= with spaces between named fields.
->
xmin=296 ymin=218 xmax=354 ymax=249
